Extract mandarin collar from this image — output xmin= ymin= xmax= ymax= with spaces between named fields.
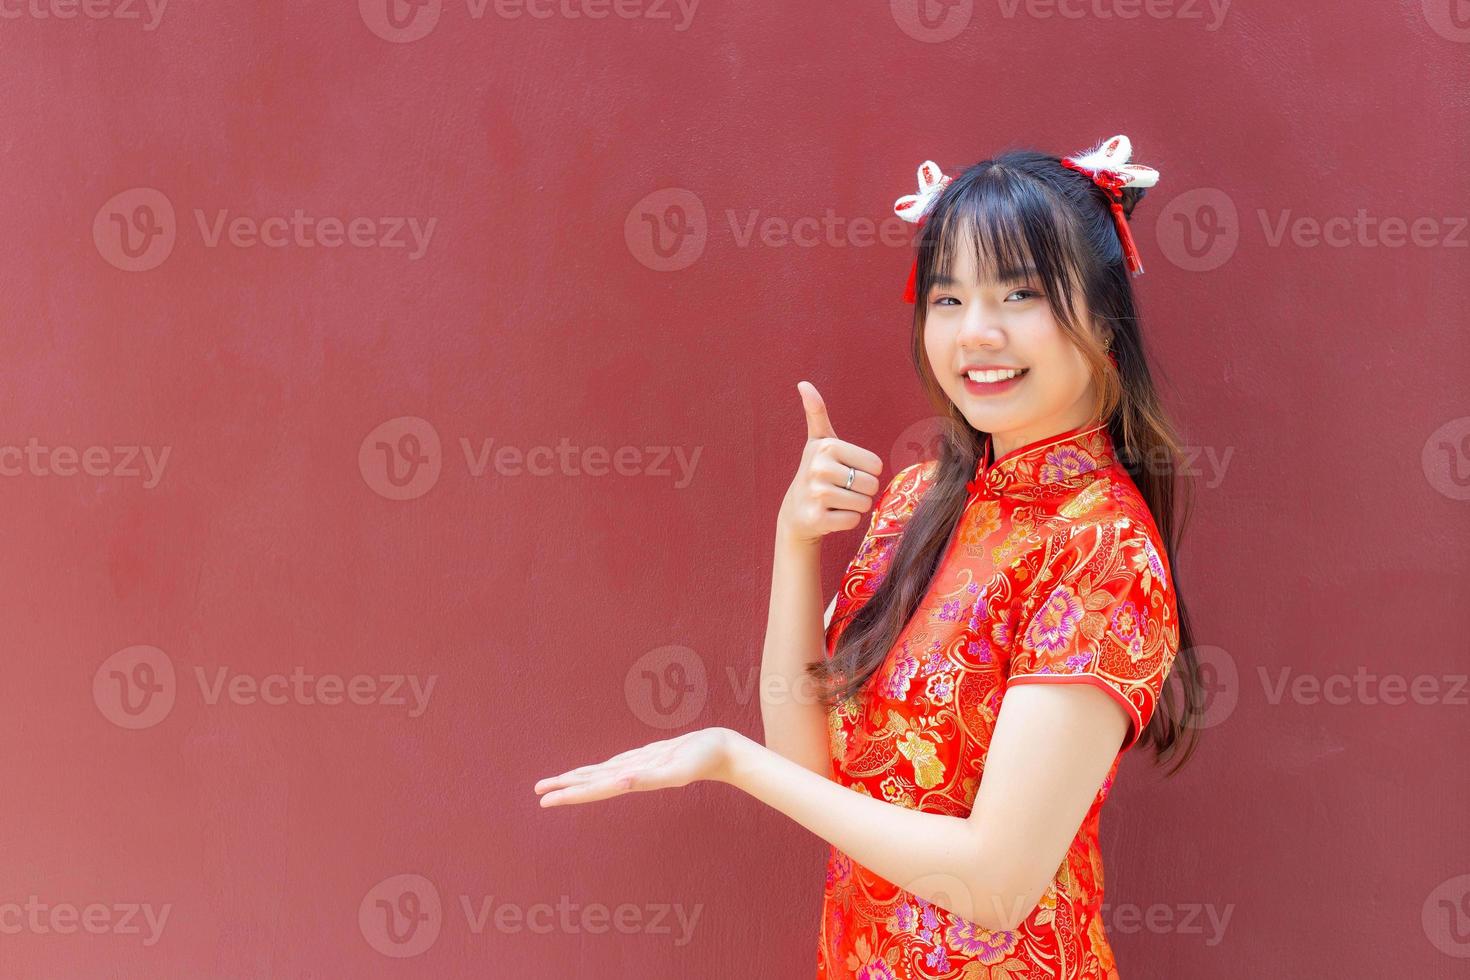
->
xmin=964 ymin=420 xmax=1115 ymax=500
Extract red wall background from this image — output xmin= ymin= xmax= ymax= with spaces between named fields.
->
xmin=2 ymin=2 xmax=1467 ymax=977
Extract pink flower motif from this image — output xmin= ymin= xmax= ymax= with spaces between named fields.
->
xmin=858 ymin=961 xmax=899 ymax=980
xmin=827 ymin=851 xmax=852 ymax=889
xmin=1039 ymin=446 xmax=1097 ymax=483
xmin=1026 ymin=584 xmax=1085 ymax=656
xmin=881 ymin=650 xmax=920 ymax=700
xmin=946 ymin=918 xmax=1019 ymax=963
xmin=1110 ymin=600 xmax=1141 ymax=641
xmin=922 ymin=648 xmax=946 ymax=675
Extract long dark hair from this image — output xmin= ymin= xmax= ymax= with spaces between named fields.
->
xmin=808 ymin=145 xmax=1205 ymax=773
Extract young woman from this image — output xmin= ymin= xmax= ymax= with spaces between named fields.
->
xmin=534 ymin=136 xmax=1205 ymax=979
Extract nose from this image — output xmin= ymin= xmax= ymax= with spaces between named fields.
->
xmin=956 ymin=302 xmax=1007 ymax=347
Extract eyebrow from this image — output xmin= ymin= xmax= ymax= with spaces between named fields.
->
xmin=930 ymin=265 xmax=1039 ymax=288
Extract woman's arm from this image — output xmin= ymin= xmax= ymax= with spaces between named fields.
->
xmin=732 ymin=680 xmax=1128 ymax=932
xmin=759 ymin=381 xmax=886 ymax=777
xmin=535 ymin=681 xmax=1130 ymax=932
xmin=756 ymin=528 xmax=835 ymax=777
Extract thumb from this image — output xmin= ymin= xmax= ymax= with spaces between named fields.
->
xmin=797 ymin=381 xmax=837 ymax=441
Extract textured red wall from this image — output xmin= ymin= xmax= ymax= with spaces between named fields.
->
xmin=2 ymin=2 xmax=1466 ymax=977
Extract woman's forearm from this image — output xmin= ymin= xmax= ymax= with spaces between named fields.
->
xmin=722 ymin=731 xmax=1025 ymax=932
xmin=756 ymin=528 xmax=833 ymax=777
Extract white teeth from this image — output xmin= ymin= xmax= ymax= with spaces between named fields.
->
xmin=966 ymin=368 xmax=1026 ymax=383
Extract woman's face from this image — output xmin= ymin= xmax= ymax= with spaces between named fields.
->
xmin=922 ymin=239 xmax=1103 ymax=459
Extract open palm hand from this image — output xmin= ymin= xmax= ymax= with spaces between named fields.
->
xmin=533 ymin=727 xmax=738 ymax=808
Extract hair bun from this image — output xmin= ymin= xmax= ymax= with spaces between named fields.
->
xmin=1119 ymin=185 xmax=1148 ymax=220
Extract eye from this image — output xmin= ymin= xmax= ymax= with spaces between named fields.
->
xmin=930 ymin=296 xmax=960 ymax=307
xmin=1006 ymin=288 xmax=1043 ymax=302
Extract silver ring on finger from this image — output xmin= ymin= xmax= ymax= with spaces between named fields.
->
xmin=844 ymin=465 xmax=856 ymax=490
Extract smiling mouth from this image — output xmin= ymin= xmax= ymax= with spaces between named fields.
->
xmin=964 ymin=368 xmax=1030 ymax=384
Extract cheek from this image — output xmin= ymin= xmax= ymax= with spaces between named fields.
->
xmin=922 ymin=327 xmax=952 ymax=379
xmin=1034 ymin=346 xmax=1093 ymax=399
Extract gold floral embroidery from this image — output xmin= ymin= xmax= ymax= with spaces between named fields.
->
xmin=885 ymin=709 xmax=945 ymax=789
xmin=1060 ymin=475 xmax=1110 ymax=518
xmin=819 ymin=421 xmax=1179 ymax=980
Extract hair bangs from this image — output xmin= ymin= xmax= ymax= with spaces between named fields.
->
xmin=921 ymin=168 xmax=1086 ymax=330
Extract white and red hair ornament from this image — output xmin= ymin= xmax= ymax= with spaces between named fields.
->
xmin=893 ymin=134 xmax=1161 ymax=303
xmin=893 ymin=160 xmax=953 ymax=304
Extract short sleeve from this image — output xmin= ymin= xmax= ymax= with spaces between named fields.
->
xmin=1007 ymin=518 xmax=1180 ymax=753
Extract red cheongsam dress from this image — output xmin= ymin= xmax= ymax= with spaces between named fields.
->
xmin=815 ymin=420 xmax=1180 ymax=980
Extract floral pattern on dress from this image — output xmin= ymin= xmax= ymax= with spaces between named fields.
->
xmin=816 ymin=421 xmax=1181 ymax=980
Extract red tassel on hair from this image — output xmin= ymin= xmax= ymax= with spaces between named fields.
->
xmin=1109 ymin=199 xmax=1145 ymax=275
xmin=1061 ymin=157 xmax=1145 ymax=276
xmin=903 ymin=214 xmax=930 ymax=303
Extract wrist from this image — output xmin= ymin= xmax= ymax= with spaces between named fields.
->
xmin=775 ymin=522 xmax=821 ymax=551
xmin=716 ymin=727 xmax=759 ymax=787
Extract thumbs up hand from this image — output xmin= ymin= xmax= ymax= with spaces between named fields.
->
xmin=777 ymin=381 xmax=885 ymax=547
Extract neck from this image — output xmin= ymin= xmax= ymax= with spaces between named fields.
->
xmin=989 ymin=408 xmax=1104 ymax=461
